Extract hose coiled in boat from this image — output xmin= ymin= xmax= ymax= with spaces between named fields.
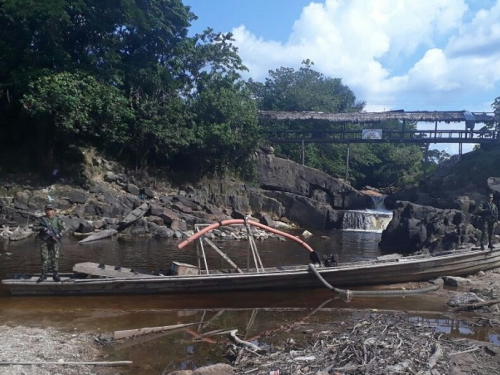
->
xmin=308 ymin=263 xmax=441 ymax=297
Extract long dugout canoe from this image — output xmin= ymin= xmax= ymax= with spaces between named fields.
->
xmin=3 ymin=247 xmax=500 ymax=296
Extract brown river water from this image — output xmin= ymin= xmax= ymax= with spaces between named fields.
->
xmin=1 ymin=229 xmax=499 ymax=374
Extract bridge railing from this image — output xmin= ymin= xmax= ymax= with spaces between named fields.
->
xmin=265 ymin=129 xmax=499 ymax=144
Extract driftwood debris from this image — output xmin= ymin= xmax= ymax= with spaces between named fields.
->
xmin=114 ymin=322 xmax=200 ymax=340
xmin=228 ymin=311 xmax=495 ymax=374
xmin=454 ymin=299 xmax=500 ymax=311
xmin=229 ymin=329 xmax=265 ymax=353
xmin=427 ymin=343 xmax=442 ymax=369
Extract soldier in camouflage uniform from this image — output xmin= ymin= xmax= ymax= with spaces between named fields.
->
xmin=33 ymin=204 xmax=66 ymax=282
xmin=477 ymin=193 xmax=499 ymax=250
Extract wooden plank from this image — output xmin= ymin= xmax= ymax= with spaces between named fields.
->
xmin=72 ymin=262 xmax=156 ymax=278
xmin=114 ymin=322 xmax=201 ymax=340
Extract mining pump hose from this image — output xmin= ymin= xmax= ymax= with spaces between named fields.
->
xmin=308 ymin=263 xmax=441 ymax=297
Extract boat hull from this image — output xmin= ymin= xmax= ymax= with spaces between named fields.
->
xmin=3 ymin=248 xmax=500 ymax=296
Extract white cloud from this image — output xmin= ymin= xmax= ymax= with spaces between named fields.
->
xmin=231 ymin=0 xmax=500 ymax=113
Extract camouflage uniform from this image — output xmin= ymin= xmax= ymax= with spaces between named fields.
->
xmin=34 ymin=214 xmax=66 ymax=276
xmin=478 ymin=196 xmax=498 ymax=249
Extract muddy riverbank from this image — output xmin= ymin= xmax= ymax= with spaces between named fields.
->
xmin=2 ymin=227 xmax=500 ymax=374
xmin=2 ymin=268 xmax=500 ymax=374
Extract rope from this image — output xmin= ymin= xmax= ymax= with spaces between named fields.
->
xmin=308 ymin=263 xmax=441 ymax=297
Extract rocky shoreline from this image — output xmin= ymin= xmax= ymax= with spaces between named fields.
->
xmin=3 ymin=270 xmax=500 ymax=375
xmin=0 ymin=148 xmax=375 ymax=242
xmin=2 ymin=149 xmax=500 ymax=374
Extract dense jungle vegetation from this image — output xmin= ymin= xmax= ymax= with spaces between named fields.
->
xmin=0 ymin=0 xmax=498 ymax=189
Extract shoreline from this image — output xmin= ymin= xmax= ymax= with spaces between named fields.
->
xmin=1 ymin=269 xmax=500 ymax=374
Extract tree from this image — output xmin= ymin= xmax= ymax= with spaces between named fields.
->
xmin=493 ymin=96 xmax=500 ymax=132
xmin=21 ymin=71 xmax=133 ymax=170
xmin=250 ymin=60 xmax=364 ymax=112
xmin=0 ymin=1 xmax=261 ymax=177
xmin=373 ymin=145 xmax=424 ymax=187
xmin=250 ymin=61 xmax=366 ymax=178
xmin=0 ymin=0 xmax=196 ymax=170
xmin=251 ymin=62 xmax=426 ymax=188
xmin=186 ymin=72 xmax=260 ymax=177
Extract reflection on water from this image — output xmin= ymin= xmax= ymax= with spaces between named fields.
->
xmin=410 ymin=316 xmax=500 ymax=346
xmin=1 ymin=229 xmax=499 ymax=373
xmin=0 ymin=229 xmax=383 ymax=279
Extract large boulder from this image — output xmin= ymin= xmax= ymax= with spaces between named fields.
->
xmin=379 ymin=201 xmax=482 ymax=253
xmin=67 ymin=189 xmax=88 ymax=204
xmin=264 ymin=191 xmax=331 ymax=229
xmin=256 ymin=152 xmax=370 ymax=210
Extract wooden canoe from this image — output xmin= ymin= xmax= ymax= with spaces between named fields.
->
xmin=118 ymin=202 xmax=149 ymax=228
xmin=8 ymin=227 xmax=34 ymax=241
xmin=78 ymin=229 xmax=118 ymax=244
xmin=3 ymin=246 xmax=500 ymax=296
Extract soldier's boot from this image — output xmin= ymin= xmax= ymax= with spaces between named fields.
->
xmin=480 ymin=243 xmax=485 ymax=250
xmin=53 ymin=272 xmax=61 ymax=282
xmin=489 ymin=243 xmax=494 ymax=249
xmin=37 ymin=271 xmax=47 ymax=283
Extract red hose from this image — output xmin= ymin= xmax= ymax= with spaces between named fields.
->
xmin=177 ymin=219 xmax=315 ymax=253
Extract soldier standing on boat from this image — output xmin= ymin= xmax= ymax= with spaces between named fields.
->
xmin=477 ymin=193 xmax=498 ymax=250
xmin=33 ymin=204 xmax=66 ymax=282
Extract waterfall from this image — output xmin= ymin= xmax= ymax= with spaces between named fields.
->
xmin=370 ymin=195 xmax=389 ymax=211
xmin=341 ymin=195 xmax=392 ymax=233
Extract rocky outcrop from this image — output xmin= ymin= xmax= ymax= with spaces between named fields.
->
xmin=0 ymin=150 xmax=376 ymax=235
xmin=385 ymin=149 xmax=500 ymax=214
xmin=379 ymin=201 xmax=483 ymax=253
xmin=252 ymin=150 xmax=372 ymax=229
xmin=256 ymin=151 xmax=370 ymax=209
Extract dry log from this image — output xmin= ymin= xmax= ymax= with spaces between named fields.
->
xmin=185 ymin=328 xmax=219 ymax=344
xmin=199 ymin=328 xmax=234 ymax=338
xmin=454 ymin=299 xmax=500 ymax=311
xmin=114 ymin=322 xmax=200 ymax=340
xmin=428 ymin=343 xmax=442 ymax=369
xmin=0 ymin=361 xmax=132 ymax=366
xmin=229 ymin=329 xmax=265 ymax=353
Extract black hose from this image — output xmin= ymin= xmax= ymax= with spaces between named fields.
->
xmin=308 ymin=263 xmax=441 ymax=297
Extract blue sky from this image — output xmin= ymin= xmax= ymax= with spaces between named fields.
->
xmin=184 ymin=0 xmax=500 ymax=154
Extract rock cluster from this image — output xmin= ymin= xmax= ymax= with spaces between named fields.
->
xmin=0 ymin=150 xmax=377 ymax=236
xmin=380 ymin=201 xmax=483 ymax=253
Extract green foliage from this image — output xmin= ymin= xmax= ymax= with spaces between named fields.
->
xmin=127 ymin=87 xmax=194 ymax=169
xmin=187 ymin=73 xmax=260 ymax=176
xmin=251 ymin=62 xmax=426 ymax=188
xmin=427 ymin=149 xmax=450 ymax=164
xmin=252 ymin=62 xmax=366 ymax=179
xmin=22 ymin=71 xmax=132 ymax=145
xmin=250 ymin=60 xmax=364 ymax=112
xmin=0 ymin=0 xmax=261 ymax=178
xmin=372 ymin=145 xmax=424 ymax=187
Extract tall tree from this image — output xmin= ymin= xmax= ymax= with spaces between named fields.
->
xmin=185 ymin=72 xmax=259 ymax=177
xmin=0 ymin=1 xmax=261 ymax=176
xmin=251 ymin=61 xmax=425 ymax=188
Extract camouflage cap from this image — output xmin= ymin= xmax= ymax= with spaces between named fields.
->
xmin=488 ymin=193 xmax=494 ymax=198
xmin=44 ymin=204 xmax=55 ymax=210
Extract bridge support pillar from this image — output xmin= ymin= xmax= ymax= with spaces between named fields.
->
xmin=345 ymin=143 xmax=350 ymax=182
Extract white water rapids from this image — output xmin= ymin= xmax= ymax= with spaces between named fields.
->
xmin=341 ymin=195 xmax=393 ymax=233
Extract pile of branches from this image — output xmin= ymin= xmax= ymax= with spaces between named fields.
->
xmin=227 ymin=311 xmax=495 ymax=375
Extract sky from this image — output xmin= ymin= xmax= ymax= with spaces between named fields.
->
xmin=183 ymin=0 xmax=500 ymax=154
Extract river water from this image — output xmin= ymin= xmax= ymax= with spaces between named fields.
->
xmin=0 ymin=226 xmax=499 ymax=373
